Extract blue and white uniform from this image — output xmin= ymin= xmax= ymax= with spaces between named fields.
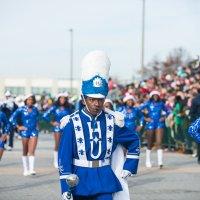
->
xmin=0 ymin=111 xmax=10 ymax=149
xmin=58 ymin=109 xmax=140 ymax=198
xmin=188 ymin=117 xmax=200 ymax=143
xmin=43 ymin=105 xmax=71 ymax=133
xmin=118 ymin=105 xmax=144 ymax=131
xmin=139 ymin=100 xmax=169 ymax=130
xmin=10 ymin=106 xmax=39 ymax=138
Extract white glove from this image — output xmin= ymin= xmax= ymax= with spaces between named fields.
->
xmin=121 ymin=170 xmax=132 ymax=179
xmin=104 ymin=108 xmax=125 ymax=128
xmin=60 ymin=115 xmax=70 ymax=130
xmin=62 ymin=192 xmax=73 ymax=200
xmin=114 ymin=111 xmax=125 ymax=127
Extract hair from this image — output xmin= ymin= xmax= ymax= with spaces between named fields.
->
xmin=175 ymin=95 xmax=182 ymax=102
xmin=54 ymin=96 xmax=70 ymax=108
xmin=150 ymin=95 xmax=160 ymax=102
xmin=24 ymin=95 xmax=36 ymax=105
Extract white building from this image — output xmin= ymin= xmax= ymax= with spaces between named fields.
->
xmin=0 ymin=76 xmax=80 ymax=98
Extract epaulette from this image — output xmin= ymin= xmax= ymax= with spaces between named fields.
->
xmin=60 ymin=110 xmax=79 ymax=129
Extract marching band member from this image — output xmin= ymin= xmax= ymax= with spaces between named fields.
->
xmin=58 ymin=51 xmax=140 ymax=200
xmin=10 ymin=94 xmax=39 ymax=176
xmin=103 ymin=99 xmax=131 ymax=200
xmin=43 ymin=92 xmax=72 ymax=168
xmin=118 ymin=94 xmax=143 ymax=132
xmin=140 ymin=91 xmax=169 ymax=168
xmin=1 ymin=91 xmax=18 ymax=151
xmin=0 ymin=108 xmax=10 ymax=160
xmin=188 ymin=118 xmax=200 ymax=144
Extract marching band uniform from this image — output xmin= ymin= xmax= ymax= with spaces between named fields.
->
xmin=43 ymin=93 xmax=72 ymax=133
xmin=188 ymin=117 xmax=200 ymax=143
xmin=0 ymin=111 xmax=10 ymax=151
xmin=1 ymin=91 xmax=18 ymax=150
xmin=58 ymin=51 xmax=140 ymax=200
xmin=43 ymin=92 xmax=72 ymax=168
xmin=10 ymin=104 xmax=39 ymax=138
xmin=10 ymin=95 xmax=39 ymax=175
xmin=139 ymin=92 xmax=169 ymax=131
xmin=118 ymin=95 xmax=144 ymax=131
xmin=139 ymin=91 xmax=169 ymax=168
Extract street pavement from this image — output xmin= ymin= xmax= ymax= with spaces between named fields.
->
xmin=0 ymin=133 xmax=200 ymax=200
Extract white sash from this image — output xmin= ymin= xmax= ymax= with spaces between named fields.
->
xmin=105 ymin=113 xmax=114 ymax=158
xmin=71 ymin=113 xmax=87 ymax=160
xmin=72 ymin=112 xmax=114 ymax=161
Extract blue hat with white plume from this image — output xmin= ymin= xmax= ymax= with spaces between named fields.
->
xmin=81 ymin=50 xmax=110 ymax=98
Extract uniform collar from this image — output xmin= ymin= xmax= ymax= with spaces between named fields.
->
xmin=81 ymin=108 xmax=103 ymax=121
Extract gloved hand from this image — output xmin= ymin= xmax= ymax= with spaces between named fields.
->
xmin=114 ymin=111 xmax=125 ymax=128
xmin=104 ymin=108 xmax=125 ymax=128
xmin=121 ymin=170 xmax=132 ymax=179
xmin=62 ymin=192 xmax=73 ymax=200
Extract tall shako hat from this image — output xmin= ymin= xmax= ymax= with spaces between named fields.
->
xmin=81 ymin=50 xmax=110 ymax=98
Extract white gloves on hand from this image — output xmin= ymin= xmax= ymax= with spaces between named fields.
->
xmin=121 ymin=170 xmax=132 ymax=179
xmin=104 ymin=108 xmax=125 ymax=128
xmin=114 ymin=111 xmax=125 ymax=128
xmin=62 ymin=192 xmax=73 ymax=200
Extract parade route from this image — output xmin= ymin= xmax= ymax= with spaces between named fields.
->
xmin=0 ymin=133 xmax=200 ymax=200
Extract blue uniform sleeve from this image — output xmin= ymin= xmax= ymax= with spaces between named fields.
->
xmin=58 ymin=120 xmax=74 ymax=194
xmin=136 ymin=107 xmax=144 ymax=126
xmin=43 ymin=106 xmax=56 ymax=122
xmin=162 ymin=102 xmax=170 ymax=117
xmin=139 ymin=101 xmax=148 ymax=111
xmin=117 ymin=106 xmax=124 ymax=112
xmin=9 ymin=108 xmax=21 ymax=127
xmin=1 ymin=112 xmax=10 ymax=134
xmin=35 ymin=107 xmax=40 ymax=121
xmin=188 ymin=117 xmax=200 ymax=143
xmin=114 ymin=125 xmax=140 ymax=174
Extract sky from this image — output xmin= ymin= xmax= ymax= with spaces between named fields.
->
xmin=0 ymin=0 xmax=199 ymax=81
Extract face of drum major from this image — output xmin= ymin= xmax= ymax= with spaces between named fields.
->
xmin=84 ymin=96 xmax=105 ymax=116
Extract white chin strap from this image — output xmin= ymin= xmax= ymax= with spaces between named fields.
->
xmin=81 ymin=94 xmax=91 ymax=114
xmin=81 ymin=94 xmax=102 ymax=116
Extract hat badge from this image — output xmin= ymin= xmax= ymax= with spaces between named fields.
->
xmin=93 ymin=77 xmax=103 ymax=87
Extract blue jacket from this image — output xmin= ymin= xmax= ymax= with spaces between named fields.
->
xmin=188 ymin=117 xmax=200 ymax=143
xmin=118 ymin=105 xmax=144 ymax=131
xmin=0 ymin=111 xmax=10 ymax=134
xmin=139 ymin=100 xmax=169 ymax=121
xmin=10 ymin=106 xmax=39 ymax=131
xmin=58 ymin=109 xmax=140 ymax=196
xmin=43 ymin=105 xmax=72 ymax=132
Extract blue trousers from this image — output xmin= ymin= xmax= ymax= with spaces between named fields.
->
xmin=74 ymin=193 xmax=112 ymax=200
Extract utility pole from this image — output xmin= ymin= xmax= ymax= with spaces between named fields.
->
xmin=141 ymin=0 xmax=146 ymax=78
xmin=69 ymin=28 xmax=73 ymax=94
